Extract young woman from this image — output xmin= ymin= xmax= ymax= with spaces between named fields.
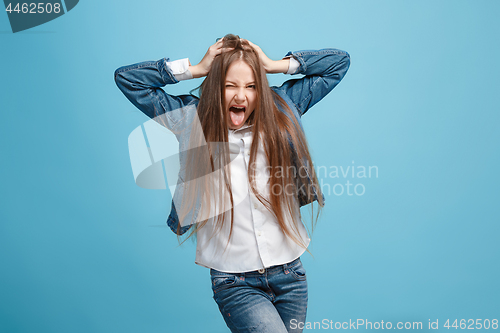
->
xmin=115 ymin=34 xmax=350 ymax=333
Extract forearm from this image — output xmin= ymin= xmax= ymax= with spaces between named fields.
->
xmin=188 ymin=64 xmax=206 ymax=79
xmin=114 ymin=58 xmax=196 ymax=120
xmin=114 ymin=58 xmax=177 ymax=92
xmin=290 ymin=48 xmax=350 ymax=79
xmin=276 ymin=48 xmax=351 ymax=116
xmin=265 ymin=59 xmax=291 ymax=74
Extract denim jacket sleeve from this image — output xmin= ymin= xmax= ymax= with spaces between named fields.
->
xmin=275 ymin=48 xmax=350 ymax=117
xmin=115 ymin=58 xmax=197 ymax=236
xmin=114 ymin=58 xmax=198 ymax=126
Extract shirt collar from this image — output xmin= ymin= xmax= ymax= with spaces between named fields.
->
xmin=229 ymin=123 xmax=254 ymax=134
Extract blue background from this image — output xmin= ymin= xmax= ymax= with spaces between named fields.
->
xmin=1 ymin=0 xmax=499 ymax=332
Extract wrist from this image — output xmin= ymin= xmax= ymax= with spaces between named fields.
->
xmin=266 ymin=59 xmax=290 ymax=74
xmin=189 ymin=64 xmax=206 ymax=78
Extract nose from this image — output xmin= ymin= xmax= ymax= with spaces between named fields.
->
xmin=234 ymin=88 xmax=246 ymax=103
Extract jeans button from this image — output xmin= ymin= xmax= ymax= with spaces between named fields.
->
xmin=258 ymin=268 xmax=265 ymax=274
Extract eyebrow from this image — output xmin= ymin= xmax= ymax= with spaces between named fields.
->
xmin=225 ymin=80 xmax=256 ymax=85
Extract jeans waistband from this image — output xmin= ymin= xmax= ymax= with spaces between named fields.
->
xmin=210 ymin=257 xmax=301 ymax=277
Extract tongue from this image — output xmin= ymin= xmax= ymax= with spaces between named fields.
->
xmin=230 ymin=110 xmax=245 ymax=127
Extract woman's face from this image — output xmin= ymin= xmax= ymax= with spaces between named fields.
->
xmin=224 ymin=59 xmax=257 ymax=130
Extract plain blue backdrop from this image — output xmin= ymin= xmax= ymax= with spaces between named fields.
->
xmin=1 ymin=0 xmax=499 ymax=332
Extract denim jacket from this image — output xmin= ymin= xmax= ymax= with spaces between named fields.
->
xmin=115 ymin=48 xmax=350 ymax=235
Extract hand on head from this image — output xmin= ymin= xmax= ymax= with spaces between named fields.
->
xmin=190 ymin=34 xmax=290 ymax=78
xmin=189 ymin=38 xmax=234 ymax=78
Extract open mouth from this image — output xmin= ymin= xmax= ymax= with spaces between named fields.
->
xmin=229 ymin=105 xmax=246 ymax=127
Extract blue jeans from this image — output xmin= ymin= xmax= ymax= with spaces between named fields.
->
xmin=210 ymin=258 xmax=308 ymax=333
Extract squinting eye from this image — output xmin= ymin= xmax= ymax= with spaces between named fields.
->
xmin=225 ymin=84 xmax=234 ymax=88
xmin=248 ymin=85 xmax=256 ymax=89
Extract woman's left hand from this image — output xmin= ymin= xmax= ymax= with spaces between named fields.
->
xmin=244 ymin=39 xmax=290 ymax=74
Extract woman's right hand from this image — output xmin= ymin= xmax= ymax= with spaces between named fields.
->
xmin=189 ymin=38 xmax=233 ymax=78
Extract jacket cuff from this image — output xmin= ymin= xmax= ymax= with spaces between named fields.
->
xmin=165 ymin=58 xmax=193 ymax=81
xmin=283 ymin=51 xmax=306 ymax=74
xmin=285 ymin=57 xmax=300 ymax=74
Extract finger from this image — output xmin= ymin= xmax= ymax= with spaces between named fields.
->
xmin=210 ymin=43 xmax=225 ymax=54
xmin=214 ymin=47 xmax=234 ymax=55
xmin=210 ymin=38 xmax=224 ymax=50
xmin=245 ymin=40 xmax=256 ymax=47
xmin=245 ymin=40 xmax=260 ymax=52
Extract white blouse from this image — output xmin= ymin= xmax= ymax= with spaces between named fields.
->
xmin=168 ymin=58 xmax=308 ymax=273
xmin=194 ymin=125 xmax=310 ymax=272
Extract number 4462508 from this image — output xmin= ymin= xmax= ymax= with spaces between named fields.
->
xmin=5 ymin=3 xmax=62 ymax=14
xmin=444 ymin=319 xmax=498 ymax=330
